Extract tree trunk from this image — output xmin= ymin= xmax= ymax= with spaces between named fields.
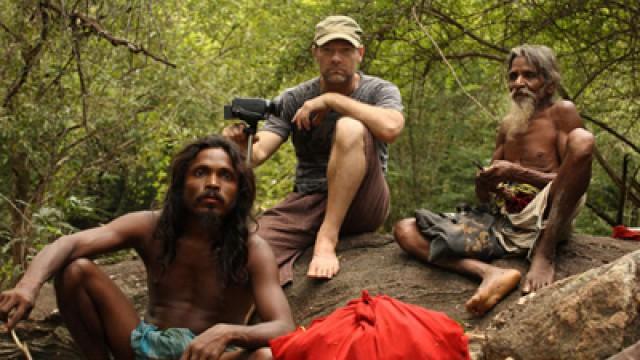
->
xmin=8 ymin=149 xmax=31 ymax=271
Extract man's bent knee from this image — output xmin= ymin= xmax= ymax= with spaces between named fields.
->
xmin=566 ymin=128 xmax=595 ymax=163
xmin=334 ymin=116 xmax=367 ymax=151
xmin=393 ymin=218 xmax=420 ymax=252
xmin=54 ymin=258 xmax=97 ymax=289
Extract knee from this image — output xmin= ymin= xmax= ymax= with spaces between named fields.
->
xmin=54 ymin=258 xmax=96 ymax=290
xmin=566 ymin=128 xmax=595 ymax=163
xmin=250 ymin=348 xmax=273 ymax=360
xmin=393 ymin=218 xmax=420 ymax=252
xmin=334 ymin=117 xmax=366 ymax=151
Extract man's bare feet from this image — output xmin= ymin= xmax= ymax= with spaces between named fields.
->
xmin=465 ymin=268 xmax=521 ymax=316
xmin=307 ymin=228 xmax=342 ymax=280
xmin=307 ymin=236 xmax=340 ymax=279
xmin=307 ymin=253 xmax=340 ymax=279
xmin=522 ymin=254 xmax=555 ymax=294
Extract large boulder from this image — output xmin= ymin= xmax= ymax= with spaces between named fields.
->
xmin=0 ymin=234 xmax=638 ymax=359
xmin=481 ymin=249 xmax=640 ymax=360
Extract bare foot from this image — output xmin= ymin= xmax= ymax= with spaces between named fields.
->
xmin=522 ymin=254 xmax=555 ymax=294
xmin=307 ymin=253 xmax=340 ymax=279
xmin=307 ymin=232 xmax=340 ymax=279
xmin=465 ymin=268 xmax=521 ymax=316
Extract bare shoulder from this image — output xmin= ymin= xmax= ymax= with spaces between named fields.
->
xmin=246 ymin=233 xmax=277 ymax=270
xmin=59 ymin=210 xmax=160 ymax=259
xmin=111 ymin=210 xmax=158 ymax=231
xmin=108 ymin=210 xmax=160 ymax=244
xmin=247 ymin=233 xmax=275 ymax=260
xmin=550 ymin=99 xmax=583 ymax=132
xmin=551 ymin=99 xmax=578 ymax=116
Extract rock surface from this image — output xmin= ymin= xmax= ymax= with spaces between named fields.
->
xmin=285 ymin=233 xmax=639 ymax=329
xmin=1 ymin=233 xmax=639 ymax=359
xmin=482 ymin=249 xmax=640 ymax=360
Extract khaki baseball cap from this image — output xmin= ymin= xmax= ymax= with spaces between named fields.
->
xmin=314 ymin=15 xmax=363 ymax=48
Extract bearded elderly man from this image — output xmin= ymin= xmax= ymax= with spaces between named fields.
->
xmin=224 ymin=15 xmax=404 ymax=284
xmin=394 ymin=44 xmax=594 ymax=316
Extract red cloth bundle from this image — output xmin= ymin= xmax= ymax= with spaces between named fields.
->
xmin=270 ymin=290 xmax=470 ymax=360
xmin=612 ymin=225 xmax=640 ymax=241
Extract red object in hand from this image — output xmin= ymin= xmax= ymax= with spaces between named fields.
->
xmin=270 ymin=290 xmax=470 ymax=360
xmin=612 ymin=225 xmax=640 ymax=241
xmin=504 ymin=193 xmax=535 ymax=213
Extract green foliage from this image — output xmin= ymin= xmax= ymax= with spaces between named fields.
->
xmin=1 ymin=0 xmax=638 ymax=282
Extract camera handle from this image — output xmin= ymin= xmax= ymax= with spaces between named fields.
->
xmin=243 ymin=119 xmax=259 ymax=166
xmin=224 ymin=98 xmax=278 ymax=166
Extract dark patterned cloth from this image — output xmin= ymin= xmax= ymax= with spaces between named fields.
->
xmin=414 ymin=182 xmax=584 ymax=262
xmin=414 ymin=206 xmax=506 ymax=262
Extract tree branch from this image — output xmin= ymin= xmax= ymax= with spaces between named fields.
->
xmin=2 ymin=5 xmax=49 ymax=109
xmin=425 ymin=6 xmax=508 ymax=54
xmin=592 ymin=147 xmax=640 ymax=207
xmin=0 ymin=19 xmax=22 ymax=41
xmin=71 ymin=26 xmax=89 ymax=131
xmin=36 ymin=54 xmax=75 ymax=101
xmin=55 ymin=138 xmax=137 ymax=203
xmin=412 ymin=7 xmax=498 ymax=122
xmin=573 ymin=51 xmax=634 ymax=100
xmin=557 ymin=85 xmax=640 ymax=155
xmin=582 ymin=112 xmax=640 ymax=155
xmin=586 ymin=200 xmax=616 ymax=227
xmin=41 ymin=1 xmax=176 ymax=68
xmin=441 ymin=52 xmax=505 ymax=62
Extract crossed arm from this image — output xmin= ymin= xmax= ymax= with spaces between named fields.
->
xmin=224 ymin=91 xmax=405 ymax=167
xmin=291 ymin=92 xmax=404 ymax=143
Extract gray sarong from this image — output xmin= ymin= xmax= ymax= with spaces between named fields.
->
xmin=415 ymin=182 xmax=585 ymax=262
xmin=415 ymin=206 xmax=506 ymax=262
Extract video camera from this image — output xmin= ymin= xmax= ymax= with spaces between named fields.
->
xmin=224 ymin=97 xmax=281 ymax=164
xmin=224 ymin=98 xmax=281 ymax=126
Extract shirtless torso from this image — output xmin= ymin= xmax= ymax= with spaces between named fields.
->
xmin=138 ymin=213 xmax=256 ymax=333
xmin=502 ymin=108 xmax=562 ymax=172
xmin=480 ymin=99 xmax=583 ymax=193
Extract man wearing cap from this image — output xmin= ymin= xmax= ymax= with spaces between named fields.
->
xmin=224 ymin=15 xmax=404 ymax=284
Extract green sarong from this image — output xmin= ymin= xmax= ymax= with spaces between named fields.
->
xmin=130 ymin=320 xmax=195 ymax=360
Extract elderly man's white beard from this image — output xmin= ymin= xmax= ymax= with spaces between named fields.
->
xmin=502 ymin=94 xmax=536 ymax=140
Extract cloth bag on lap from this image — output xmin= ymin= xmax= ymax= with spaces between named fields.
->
xmin=270 ymin=290 xmax=470 ymax=360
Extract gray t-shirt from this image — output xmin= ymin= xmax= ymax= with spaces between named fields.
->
xmin=262 ymin=73 xmax=403 ymax=194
